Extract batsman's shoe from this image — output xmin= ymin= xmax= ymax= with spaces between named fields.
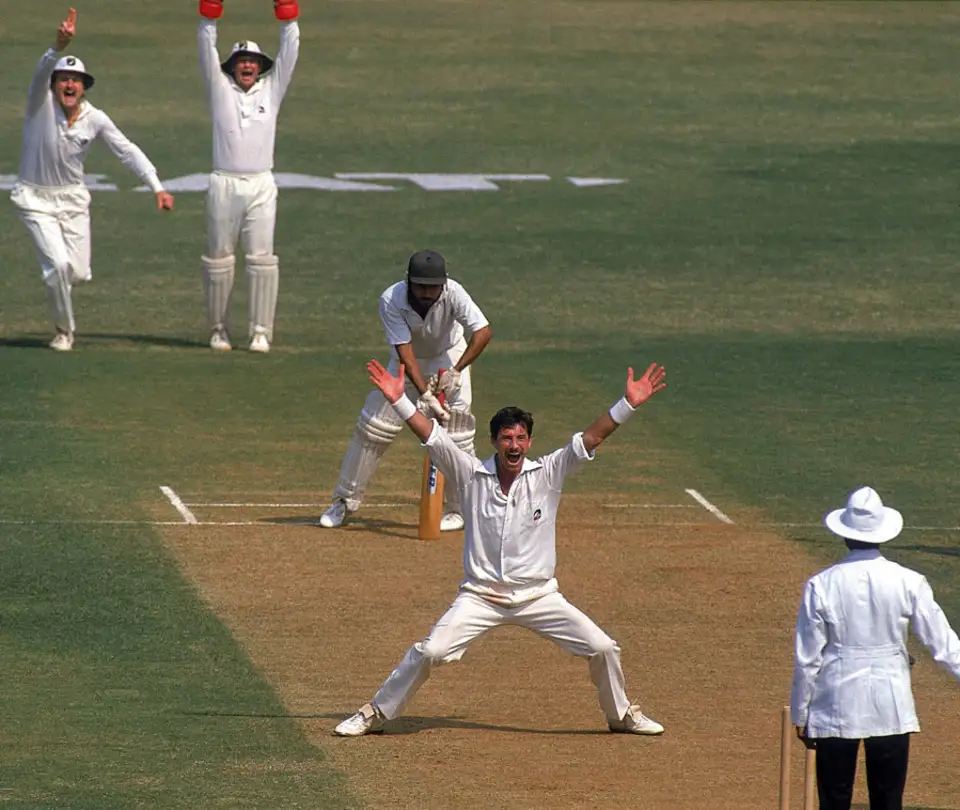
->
xmin=440 ymin=512 xmax=465 ymax=532
xmin=334 ymin=703 xmax=384 ymax=737
xmin=609 ymin=706 xmax=665 ymax=736
xmin=319 ymin=498 xmax=349 ymax=528
xmin=249 ymin=328 xmax=270 ymax=354
xmin=49 ymin=331 xmax=74 ymax=352
xmin=209 ymin=328 xmax=232 ymax=352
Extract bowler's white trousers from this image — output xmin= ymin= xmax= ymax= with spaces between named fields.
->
xmin=11 ymin=182 xmax=92 ymax=333
xmin=206 ymin=170 xmax=277 ymax=258
xmin=371 ymin=590 xmax=632 ymax=724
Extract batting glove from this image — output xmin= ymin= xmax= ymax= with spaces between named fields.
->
xmin=416 ymin=392 xmax=451 ymax=424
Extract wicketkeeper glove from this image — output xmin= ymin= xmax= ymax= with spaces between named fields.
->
xmin=199 ymin=0 xmax=224 ymax=19
xmin=274 ymin=0 xmax=300 ymax=20
xmin=416 ymin=392 xmax=451 ymax=424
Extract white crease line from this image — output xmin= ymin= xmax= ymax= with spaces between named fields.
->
xmin=602 ymin=504 xmax=695 ymax=509
xmin=0 ymin=518 xmax=959 ymax=532
xmin=159 ymin=485 xmax=199 ymax=525
xmin=684 ymin=488 xmax=735 ymax=525
xmin=189 ymin=502 xmax=412 ymax=508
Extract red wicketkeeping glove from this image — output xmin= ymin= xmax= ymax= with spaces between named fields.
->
xmin=199 ymin=0 xmax=223 ymax=19
xmin=274 ymin=0 xmax=299 ymax=20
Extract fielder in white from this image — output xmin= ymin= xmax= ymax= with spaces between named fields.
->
xmin=11 ymin=8 xmax=175 ymax=352
xmin=320 ymin=250 xmax=493 ymax=532
xmin=791 ymin=486 xmax=960 ymax=810
xmin=197 ymin=0 xmax=300 ymax=353
xmin=334 ymin=359 xmax=668 ymax=737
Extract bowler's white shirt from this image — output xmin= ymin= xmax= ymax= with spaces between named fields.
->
xmin=791 ymin=549 xmax=960 ymax=738
xmin=425 ymin=424 xmax=594 ymax=606
xmin=199 ymin=20 xmax=299 ymax=174
xmin=380 ymin=280 xmax=489 ymax=359
xmin=17 ymin=49 xmax=163 ymax=192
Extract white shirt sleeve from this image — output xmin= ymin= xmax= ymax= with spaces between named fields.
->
xmin=910 ymin=576 xmax=960 ymax=681
xmin=449 ymin=281 xmax=489 ymax=335
xmin=266 ymin=21 xmax=300 ymax=102
xmin=94 ymin=112 xmax=164 ymax=193
xmin=423 ymin=420 xmax=477 ymax=494
xmin=540 ymin=432 xmax=594 ymax=491
xmin=380 ymin=292 xmax=412 ymax=346
xmin=790 ymin=579 xmax=826 ymax=727
xmin=198 ymin=19 xmax=228 ymax=105
xmin=26 ymin=48 xmax=58 ymax=115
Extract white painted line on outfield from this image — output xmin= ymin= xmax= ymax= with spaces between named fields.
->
xmin=601 ymin=504 xmax=696 ymax=509
xmin=159 ymin=486 xmax=199 ymax=525
xmin=189 ymin=502 xmax=412 ymax=508
xmin=684 ymin=489 xmax=735 ymax=525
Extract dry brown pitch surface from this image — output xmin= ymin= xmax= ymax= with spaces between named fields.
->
xmin=161 ymin=494 xmax=960 ymax=809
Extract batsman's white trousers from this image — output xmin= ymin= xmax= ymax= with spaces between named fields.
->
xmin=206 ymin=170 xmax=277 ymax=258
xmin=11 ymin=182 xmax=92 ymax=334
xmin=333 ymin=338 xmax=474 ymax=510
xmin=371 ymin=590 xmax=633 ymax=725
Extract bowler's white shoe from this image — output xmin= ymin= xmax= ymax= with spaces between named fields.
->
xmin=49 ymin=331 xmax=74 ymax=352
xmin=319 ymin=499 xmax=349 ymax=528
xmin=334 ymin=703 xmax=384 ymax=737
xmin=209 ymin=328 xmax=231 ymax=352
xmin=440 ymin=512 xmax=464 ymax=532
xmin=609 ymin=706 xmax=664 ymax=735
xmin=249 ymin=329 xmax=270 ymax=354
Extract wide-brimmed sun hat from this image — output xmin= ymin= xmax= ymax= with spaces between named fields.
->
xmin=221 ymin=40 xmax=275 ymax=76
xmin=53 ymin=55 xmax=95 ymax=89
xmin=824 ymin=486 xmax=903 ymax=544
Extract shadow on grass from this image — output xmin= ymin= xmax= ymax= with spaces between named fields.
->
xmin=184 ymin=709 xmax=612 ymax=736
xmin=263 ymin=514 xmax=424 ymax=540
xmin=0 ymin=333 xmax=204 ymax=349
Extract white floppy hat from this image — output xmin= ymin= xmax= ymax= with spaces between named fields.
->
xmin=824 ymin=486 xmax=903 ymax=544
xmin=221 ymin=40 xmax=275 ymax=76
xmin=53 ymin=55 xmax=95 ymax=89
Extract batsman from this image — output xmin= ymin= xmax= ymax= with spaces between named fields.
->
xmin=319 ymin=250 xmax=492 ymax=532
xmin=335 ymin=359 xmax=668 ymax=737
xmin=197 ymin=0 xmax=300 ymax=353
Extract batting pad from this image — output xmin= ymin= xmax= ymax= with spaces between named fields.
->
xmin=202 ymin=254 xmax=235 ymax=330
xmin=333 ymin=401 xmax=404 ymax=511
xmin=42 ymin=265 xmax=75 ymax=334
xmin=245 ymin=254 xmax=279 ymax=340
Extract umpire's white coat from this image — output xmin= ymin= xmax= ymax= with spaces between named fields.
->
xmin=791 ymin=549 xmax=960 ymax=739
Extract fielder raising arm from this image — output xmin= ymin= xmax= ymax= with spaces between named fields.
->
xmin=197 ymin=0 xmax=301 ymax=354
xmin=368 ymin=360 xmax=668 ymax=453
xmin=11 ymin=7 xmax=174 ymax=352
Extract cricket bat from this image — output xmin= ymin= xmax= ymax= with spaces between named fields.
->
xmin=417 ymin=387 xmax=445 ymax=541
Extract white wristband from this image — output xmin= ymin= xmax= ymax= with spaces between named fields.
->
xmin=392 ymin=395 xmax=417 ymax=421
xmin=608 ymin=396 xmax=636 ymax=425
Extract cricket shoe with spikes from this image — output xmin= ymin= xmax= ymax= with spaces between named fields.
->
xmin=608 ymin=705 xmax=664 ymax=735
xmin=49 ymin=331 xmax=74 ymax=352
xmin=249 ymin=328 xmax=270 ymax=354
xmin=209 ymin=327 xmax=232 ymax=352
xmin=440 ymin=512 xmax=465 ymax=532
xmin=334 ymin=703 xmax=385 ymax=737
xmin=319 ymin=498 xmax=352 ymax=528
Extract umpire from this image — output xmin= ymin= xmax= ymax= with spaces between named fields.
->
xmin=790 ymin=486 xmax=960 ymax=810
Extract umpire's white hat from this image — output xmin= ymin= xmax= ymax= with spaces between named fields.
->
xmin=53 ymin=55 xmax=95 ymax=89
xmin=221 ymin=40 xmax=275 ymax=76
xmin=824 ymin=486 xmax=903 ymax=544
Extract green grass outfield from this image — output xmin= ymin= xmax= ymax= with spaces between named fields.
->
xmin=2 ymin=1 xmax=959 ymax=806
